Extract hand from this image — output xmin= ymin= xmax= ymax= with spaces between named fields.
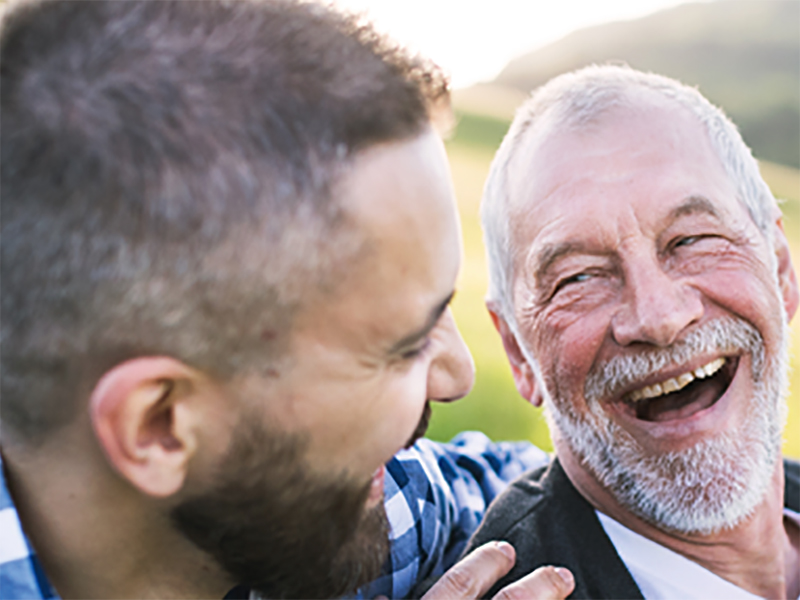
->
xmin=421 ymin=541 xmax=574 ymax=600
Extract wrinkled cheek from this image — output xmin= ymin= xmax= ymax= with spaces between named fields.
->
xmin=701 ymin=277 xmax=787 ymax=371
xmin=536 ymin=317 xmax=607 ymax=406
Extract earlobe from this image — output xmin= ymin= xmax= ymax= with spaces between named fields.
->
xmin=774 ymin=217 xmax=799 ymax=321
xmin=90 ymin=357 xmax=200 ymax=498
xmin=487 ymin=304 xmax=542 ymax=407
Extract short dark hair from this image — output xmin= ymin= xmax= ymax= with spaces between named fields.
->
xmin=1 ymin=0 xmax=449 ymax=443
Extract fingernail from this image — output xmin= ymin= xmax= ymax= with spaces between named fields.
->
xmin=555 ymin=567 xmax=574 ymax=586
xmin=494 ymin=541 xmax=515 ymax=560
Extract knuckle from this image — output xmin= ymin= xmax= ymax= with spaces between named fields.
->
xmin=442 ymin=565 xmax=480 ymax=598
xmin=424 ymin=543 xmax=515 ymax=599
xmin=492 ymin=567 xmax=565 ymax=600
xmin=493 ymin=586 xmax=533 ymax=600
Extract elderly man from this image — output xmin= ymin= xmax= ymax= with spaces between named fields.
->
xmin=0 ymin=1 xmax=576 ymax=599
xmin=466 ymin=65 xmax=800 ymax=598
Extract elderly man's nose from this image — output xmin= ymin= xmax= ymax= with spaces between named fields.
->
xmin=427 ymin=309 xmax=475 ymax=402
xmin=611 ymin=263 xmax=704 ymax=347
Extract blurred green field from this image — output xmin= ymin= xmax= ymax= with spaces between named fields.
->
xmin=426 ymin=112 xmax=800 ymax=459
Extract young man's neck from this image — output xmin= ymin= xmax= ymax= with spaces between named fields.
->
xmin=3 ymin=444 xmax=235 ymax=599
xmin=560 ymin=446 xmax=799 ymax=599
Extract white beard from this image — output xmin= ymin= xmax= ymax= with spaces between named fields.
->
xmin=539 ymin=315 xmax=788 ymax=535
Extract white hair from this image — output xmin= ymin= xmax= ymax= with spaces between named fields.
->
xmin=481 ymin=64 xmax=779 ymax=326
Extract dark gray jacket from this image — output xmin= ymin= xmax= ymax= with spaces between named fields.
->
xmin=463 ymin=457 xmax=800 ymax=599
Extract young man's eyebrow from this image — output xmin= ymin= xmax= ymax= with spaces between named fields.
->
xmin=389 ymin=291 xmax=455 ymax=353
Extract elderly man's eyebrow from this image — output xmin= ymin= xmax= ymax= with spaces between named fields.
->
xmin=534 ymin=196 xmax=722 ymax=279
xmin=389 ymin=291 xmax=455 ymax=353
xmin=668 ymin=195 xmax=721 ymax=222
xmin=534 ymin=241 xmax=591 ymax=283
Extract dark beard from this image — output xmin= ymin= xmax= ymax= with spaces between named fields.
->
xmin=171 ymin=419 xmax=391 ymax=599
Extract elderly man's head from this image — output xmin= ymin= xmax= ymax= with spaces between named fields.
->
xmin=1 ymin=1 xmax=473 ymax=597
xmin=483 ymin=65 xmax=798 ymax=535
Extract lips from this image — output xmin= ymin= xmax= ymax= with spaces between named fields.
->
xmin=365 ymin=465 xmax=386 ymax=509
xmin=617 ymin=356 xmax=738 ymax=423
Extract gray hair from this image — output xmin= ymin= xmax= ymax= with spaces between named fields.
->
xmin=482 ymin=64 xmax=778 ymax=325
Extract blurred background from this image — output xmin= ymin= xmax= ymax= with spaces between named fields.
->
xmin=330 ymin=0 xmax=800 ymax=456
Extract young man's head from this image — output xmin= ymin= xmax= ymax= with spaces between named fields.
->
xmin=1 ymin=1 xmax=473 ymax=597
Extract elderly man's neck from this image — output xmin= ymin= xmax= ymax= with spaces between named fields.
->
xmin=558 ymin=443 xmax=800 ymax=599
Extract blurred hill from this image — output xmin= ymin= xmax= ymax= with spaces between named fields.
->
xmin=454 ymin=0 xmax=799 ymax=168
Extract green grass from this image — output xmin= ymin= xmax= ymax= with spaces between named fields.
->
xmin=449 ymin=111 xmax=513 ymax=151
xmin=426 ymin=115 xmax=800 ymax=459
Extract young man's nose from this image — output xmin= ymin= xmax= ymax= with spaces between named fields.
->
xmin=426 ymin=309 xmax=475 ymax=403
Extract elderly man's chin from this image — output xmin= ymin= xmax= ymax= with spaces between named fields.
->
xmin=546 ymin=314 xmax=788 ymax=536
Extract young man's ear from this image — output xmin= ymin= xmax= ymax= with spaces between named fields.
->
xmin=487 ymin=303 xmax=544 ymax=407
xmin=89 ymin=357 xmax=210 ymax=498
xmin=774 ymin=215 xmax=799 ymax=321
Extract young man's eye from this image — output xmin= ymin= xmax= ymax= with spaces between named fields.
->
xmin=401 ymin=338 xmax=432 ymax=360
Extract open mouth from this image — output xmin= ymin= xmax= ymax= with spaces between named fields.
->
xmin=620 ymin=356 xmax=738 ymax=422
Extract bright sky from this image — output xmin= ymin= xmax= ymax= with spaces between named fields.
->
xmin=330 ymin=0 xmax=715 ymax=88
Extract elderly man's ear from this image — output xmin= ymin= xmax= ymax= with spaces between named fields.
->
xmin=89 ymin=357 xmax=228 ymax=498
xmin=488 ymin=306 xmax=545 ymax=407
xmin=774 ymin=215 xmax=799 ymax=321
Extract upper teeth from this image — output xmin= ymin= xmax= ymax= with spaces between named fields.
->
xmin=627 ymin=357 xmax=726 ymax=402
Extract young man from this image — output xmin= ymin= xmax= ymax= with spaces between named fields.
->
xmin=0 ymin=2 xmax=572 ymax=598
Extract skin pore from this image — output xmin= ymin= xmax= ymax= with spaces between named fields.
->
xmin=495 ymin=94 xmax=799 ymax=597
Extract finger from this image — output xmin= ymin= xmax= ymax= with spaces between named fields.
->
xmin=422 ymin=541 xmax=516 ymax=600
xmin=492 ymin=566 xmax=575 ymax=600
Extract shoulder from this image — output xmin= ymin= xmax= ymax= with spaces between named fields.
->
xmin=467 ymin=458 xmax=568 ymax=548
xmin=463 ymin=458 xmax=643 ymax=599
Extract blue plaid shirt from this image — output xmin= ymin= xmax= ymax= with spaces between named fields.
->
xmin=0 ymin=458 xmax=57 ymax=600
xmin=356 ymin=432 xmax=548 ymax=598
xmin=1 ymin=433 xmax=547 ymax=600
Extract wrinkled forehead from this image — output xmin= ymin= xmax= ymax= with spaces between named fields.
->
xmin=504 ymin=93 xmax=731 ymax=248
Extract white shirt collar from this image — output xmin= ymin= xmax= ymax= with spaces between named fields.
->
xmin=596 ymin=508 xmax=800 ymax=600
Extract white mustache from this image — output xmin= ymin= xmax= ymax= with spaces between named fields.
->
xmin=583 ymin=317 xmax=764 ymax=404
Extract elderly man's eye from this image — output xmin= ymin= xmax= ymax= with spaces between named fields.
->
xmin=675 ymin=235 xmax=701 ymax=247
xmin=673 ymin=234 xmax=723 ymax=249
xmin=554 ymin=272 xmax=592 ymax=294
